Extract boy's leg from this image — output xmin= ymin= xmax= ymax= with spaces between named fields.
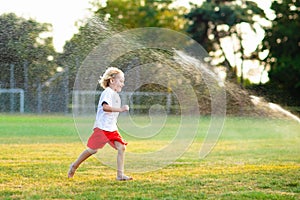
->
xmin=115 ymin=141 xmax=132 ymax=181
xmin=115 ymin=141 xmax=125 ymax=177
xmin=68 ymin=148 xmax=97 ymax=178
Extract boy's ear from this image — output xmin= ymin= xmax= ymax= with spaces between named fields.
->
xmin=109 ymin=78 xmax=114 ymax=84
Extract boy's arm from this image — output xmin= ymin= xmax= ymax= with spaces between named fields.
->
xmin=102 ymin=103 xmax=129 ymax=113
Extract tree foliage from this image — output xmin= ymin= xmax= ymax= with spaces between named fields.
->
xmin=0 ymin=13 xmax=57 ymax=88
xmin=185 ymin=0 xmax=265 ymax=84
xmin=59 ymin=0 xmax=187 ymax=87
xmin=92 ymin=0 xmax=187 ymax=30
xmin=262 ymin=0 xmax=300 ymax=106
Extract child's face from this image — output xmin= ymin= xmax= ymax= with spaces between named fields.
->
xmin=110 ymin=73 xmax=125 ymax=92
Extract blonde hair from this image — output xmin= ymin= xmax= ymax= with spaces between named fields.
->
xmin=99 ymin=67 xmax=123 ymax=89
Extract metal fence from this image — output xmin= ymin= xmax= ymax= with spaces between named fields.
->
xmin=0 ymin=64 xmax=70 ymax=114
xmin=73 ymin=90 xmax=177 ymax=115
xmin=1 ymin=63 xmax=179 ymax=114
xmin=1 ymin=88 xmax=177 ymax=114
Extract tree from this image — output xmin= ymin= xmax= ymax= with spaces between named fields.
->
xmin=0 ymin=13 xmax=57 ymax=88
xmin=262 ymin=0 xmax=300 ymax=106
xmin=91 ymin=0 xmax=187 ymax=30
xmin=59 ymin=0 xmax=188 ymax=88
xmin=185 ymin=0 xmax=265 ymax=85
xmin=0 ymin=13 xmax=57 ymax=112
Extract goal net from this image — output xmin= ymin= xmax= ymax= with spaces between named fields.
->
xmin=0 ymin=89 xmax=24 ymax=113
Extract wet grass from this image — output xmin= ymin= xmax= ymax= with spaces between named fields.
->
xmin=0 ymin=114 xmax=299 ymax=199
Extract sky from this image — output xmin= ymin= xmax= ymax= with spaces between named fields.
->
xmin=0 ymin=0 xmax=273 ymax=53
xmin=0 ymin=0 xmax=189 ymax=52
xmin=0 ymin=0 xmax=273 ymax=83
xmin=0 ymin=0 xmax=93 ymax=52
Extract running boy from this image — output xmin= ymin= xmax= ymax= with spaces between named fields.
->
xmin=68 ymin=67 xmax=132 ymax=181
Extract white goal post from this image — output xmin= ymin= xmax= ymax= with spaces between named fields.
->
xmin=0 ymin=88 xmax=24 ymax=113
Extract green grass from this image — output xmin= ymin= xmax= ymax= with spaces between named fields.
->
xmin=0 ymin=114 xmax=299 ymax=199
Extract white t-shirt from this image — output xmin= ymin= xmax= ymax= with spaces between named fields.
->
xmin=93 ymin=87 xmax=121 ymax=131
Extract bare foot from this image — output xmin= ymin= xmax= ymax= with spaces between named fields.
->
xmin=116 ymin=175 xmax=133 ymax=181
xmin=68 ymin=163 xmax=77 ymax=178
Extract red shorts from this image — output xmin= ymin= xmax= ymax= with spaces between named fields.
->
xmin=87 ymin=128 xmax=127 ymax=150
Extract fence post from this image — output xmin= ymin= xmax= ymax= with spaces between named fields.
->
xmin=64 ymin=67 xmax=69 ymax=114
xmin=10 ymin=64 xmax=15 ymax=113
xmin=19 ymin=89 xmax=24 ymax=113
xmin=166 ymin=93 xmax=172 ymax=114
xmin=37 ymin=81 xmax=42 ymax=113
xmin=23 ymin=61 xmax=28 ymax=112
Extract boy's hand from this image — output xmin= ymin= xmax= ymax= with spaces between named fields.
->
xmin=121 ymin=105 xmax=129 ymax=112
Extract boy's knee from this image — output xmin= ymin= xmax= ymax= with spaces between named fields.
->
xmin=115 ymin=141 xmax=126 ymax=152
xmin=87 ymin=148 xmax=98 ymax=154
xmin=117 ymin=144 xmax=126 ymax=152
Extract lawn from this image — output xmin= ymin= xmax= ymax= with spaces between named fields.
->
xmin=0 ymin=114 xmax=299 ymax=199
